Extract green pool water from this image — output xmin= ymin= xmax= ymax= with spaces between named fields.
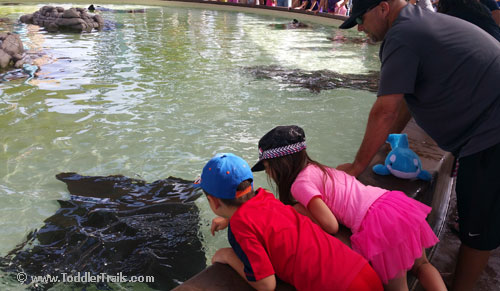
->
xmin=0 ymin=3 xmax=380 ymax=289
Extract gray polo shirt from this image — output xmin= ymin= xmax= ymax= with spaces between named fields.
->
xmin=378 ymin=4 xmax=500 ymax=157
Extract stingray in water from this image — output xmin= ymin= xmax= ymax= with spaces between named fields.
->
xmin=0 ymin=172 xmax=206 ymax=290
xmin=245 ymin=65 xmax=379 ymax=93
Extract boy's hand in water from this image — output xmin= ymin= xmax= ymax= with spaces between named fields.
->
xmin=211 ymin=216 xmax=229 ymax=236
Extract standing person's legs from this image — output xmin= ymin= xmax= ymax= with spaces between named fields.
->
xmin=452 ymin=245 xmax=490 ymax=291
xmin=451 ymin=143 xmax=500 ymax=291
xmin=277 ymin=0 xmax=287 ymax=6
xmin=347 ymin=0 xmax=352 ymax=15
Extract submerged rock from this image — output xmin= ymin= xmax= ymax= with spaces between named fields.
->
xmin=19 ymin=6 xmax=104 ymax=33
xmin=0 ymin=173 xmax=206 ymax=290
xmin=245 ymin=65 xmax=379 ymax=93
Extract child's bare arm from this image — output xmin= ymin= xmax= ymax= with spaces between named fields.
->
xmin=293 ymin=203 xmax=319 ymax=224
xmin=307 ymin=197 xmax=339 ymax=234
xmin=211 ymin=216 xmax=229 ymax=236
xmin=212 ymin=248 xmax=277 ymax=290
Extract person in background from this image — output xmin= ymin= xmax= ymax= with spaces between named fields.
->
xmin=338 ymin=0 xmax=500 ymax=290
xmin=277 ymin=0 xmax=289 ymax=7
xmin=195 ymin=153 xmax=383 ymax=291
xmin=480 ymin=0 xmax=500 ymax=24
xmin=307 ymin=0 xmax=320 ymax=11
xmin=335 ymin=0 xmax=350 ymax=14
xmin=312 ymin=0 xmax=329 ymax=13
xmin=291 ymin=0 xmax=305 ymax=8
xmin=438 ymin=0 xmax=500 ymax=41
xmin=409 ymin=0 xmax=435 ymax=11
xmin=266 ymin=0 xmax=276 ymax=6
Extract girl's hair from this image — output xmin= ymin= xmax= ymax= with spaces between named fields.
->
xmin=266 ymin=149 xmax=331 ymax=205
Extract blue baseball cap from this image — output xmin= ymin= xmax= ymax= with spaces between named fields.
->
xmin=194 ymin=153 xmax=253 ymax=199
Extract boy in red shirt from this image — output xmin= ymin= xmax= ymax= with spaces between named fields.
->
xmin=195 ymin=153 xmax=383 ymax=291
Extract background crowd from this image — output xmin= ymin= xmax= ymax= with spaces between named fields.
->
xmin=212 ymin=0 xmax=500 ymax=27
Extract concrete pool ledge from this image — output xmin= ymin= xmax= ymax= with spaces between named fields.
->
xmin=174 ymin=119 xmax=455 ymax=290
xmin=2 ymin=0 xmax=348 ymax=26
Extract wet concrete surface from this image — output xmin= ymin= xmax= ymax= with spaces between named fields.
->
xmin=413 ymin=186 xmax=500 ymax=291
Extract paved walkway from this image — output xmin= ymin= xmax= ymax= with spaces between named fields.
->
xmin=415 ymin=183 xmax=500 ymax=291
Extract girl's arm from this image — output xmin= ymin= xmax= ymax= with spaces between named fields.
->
xmin=293 ymin=203 xmax=318 ymax=224
xmin=307 ymin=197 xmax=339 ymax=234
xmin=212 ymin=248 xmax=277 ymax=291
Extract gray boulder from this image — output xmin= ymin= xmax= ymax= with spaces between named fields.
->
xmin=19 ymin=5 xmax=103 ymax=32
xmin=0 ymin=33 xmax=24 ymax=69
xmin=62 ymin=8 xmax=80 ymax=18
xmin=1 ymin=33 xmax=24 ymax=56
xmin=0 ymin=49 xmax=11 ymax=68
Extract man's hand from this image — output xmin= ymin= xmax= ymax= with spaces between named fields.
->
xmin=336 ymin=162 xmax=364 ymax=177
xmin=211 ymin=217 xmax=229 ymax=236
xmin=337 ymin=94 xmax=407 ymax=178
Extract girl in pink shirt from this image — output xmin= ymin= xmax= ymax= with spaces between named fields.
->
xmin=251 ymin=125 xmax=446 ymax=291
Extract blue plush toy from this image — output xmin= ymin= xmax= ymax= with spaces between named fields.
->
xmin=372 ymin=133 xmax=431 ymax=181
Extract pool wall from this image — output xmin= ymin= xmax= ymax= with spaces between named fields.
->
xmin=1 ymin=0 xmax=348 ymax=26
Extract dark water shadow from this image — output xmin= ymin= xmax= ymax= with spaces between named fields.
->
xmin=245 ymin=65 xmax=379 ymax=93
xmin=0 ymin=173 xmax=206 ymax=290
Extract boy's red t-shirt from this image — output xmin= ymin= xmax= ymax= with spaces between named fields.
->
xmin=228 ymin=188 xmax=368 ymax=291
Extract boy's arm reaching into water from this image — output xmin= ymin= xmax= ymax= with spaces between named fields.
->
xmin=211 ymin=216 xmax=229 ymax=236
xmin=212 ymin=248 xmax=277 ymax=291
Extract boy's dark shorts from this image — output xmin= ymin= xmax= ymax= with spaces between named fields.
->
xmin=456 ymin=142 xmax=500 ymax=251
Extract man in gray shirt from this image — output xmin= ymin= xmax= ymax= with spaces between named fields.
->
xmin=338 ymin=0 xmax=500 ymax=290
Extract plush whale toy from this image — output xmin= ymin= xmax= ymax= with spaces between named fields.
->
xmin=373 ymin=133 xmax=431 ymax=181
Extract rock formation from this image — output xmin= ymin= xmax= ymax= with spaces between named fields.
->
xmin=0 ymin=32 xmax=24 ymax=69
xmin=20 ymin=6 xmax=104 ymax=33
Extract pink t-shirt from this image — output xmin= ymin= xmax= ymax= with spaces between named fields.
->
xmin=291 ymin=165 xmax=387 ymax=233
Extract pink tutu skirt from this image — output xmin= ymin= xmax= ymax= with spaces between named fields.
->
xmin=350 ymin=191 xmax=439 ymax=284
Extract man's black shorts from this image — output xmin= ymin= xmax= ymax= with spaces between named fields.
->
xmin=456 ymin=142 xmax=500 ymax=251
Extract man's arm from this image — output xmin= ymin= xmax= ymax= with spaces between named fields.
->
xmin=492 ymin=10 xmax=500 ymax=26
xmin=337 ymin=93 xmax=408 ymax=177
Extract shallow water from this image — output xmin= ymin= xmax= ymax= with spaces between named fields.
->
xmin=0 ymin=3 xmax=380 ymax=289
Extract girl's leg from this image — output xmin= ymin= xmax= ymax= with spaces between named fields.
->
xmin=411 ymin=250 xmax=447 ymax=291
xmin=384 ymin=271 xmax=408 ymax=291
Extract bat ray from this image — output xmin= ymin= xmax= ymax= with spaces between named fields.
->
xmin=0 ymin=172 xmax=206 ymax=290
